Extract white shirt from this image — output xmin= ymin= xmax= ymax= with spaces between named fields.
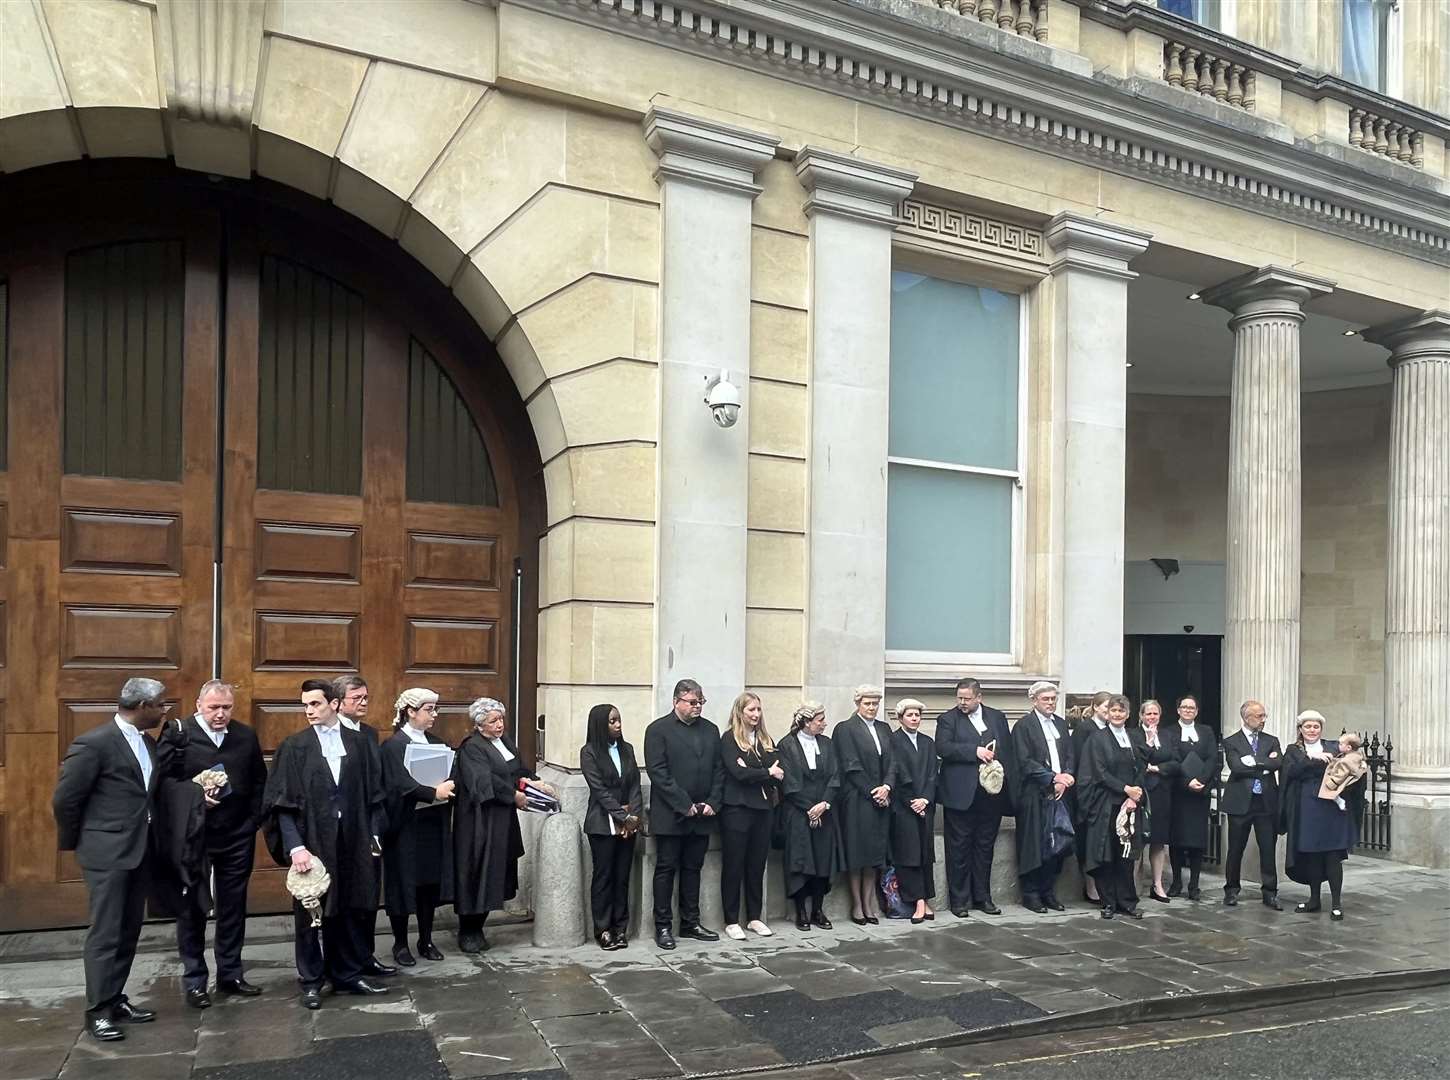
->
xmin=860 ymin=715 xmax=882 ymax=755
xmin=339 ymin=716 xmax=361 ymax=732
xmin=489 ymin=736 xmax=515 ymax=762
xmin=1092 ymin=716 xmax=1107 ymax=730
xmin=1111 ymin=724 xmax=1131 ymax=749
xmin=967 ymin=706 xmax=987 ymax=736
xmin=1035 ymin=711 xmax=1062 ymax=774
xmin=904 ymin=729 xmax=919 ymax=750
xmin=797 ymin=731 xmax=820 ymax=769
xmin=314 ymin=721 xmax=346 ymax=784
xmin=403 ymin=725 xmax=429 ymax=744
xmin=115 ymin=716 xmax=152 ymax=788
xmin=1178 ymin=721 xmax=1200 ymax=743
xmin=1303 ymin=739 xmax=1326 ymax=755
xmin=194 ymin=714 xmax=227 ymax=747
xmin=1144 ymin=726 xmax=1160 ymax=748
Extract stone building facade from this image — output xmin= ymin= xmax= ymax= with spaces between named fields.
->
xmin=0 ymin=0 xmax=1447 ymax=929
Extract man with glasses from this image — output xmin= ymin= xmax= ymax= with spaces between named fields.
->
xmin=936 ymin=678 xmax=1014 ymax=918
xmin=644 ymin=679 xmax=724 ymax=949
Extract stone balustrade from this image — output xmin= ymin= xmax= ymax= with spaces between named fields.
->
xmin=918 ymin=0 xmax=1051 ymax=42
xmin=1350 ymin=108 xmax=1425 ymax=168
xmin=1163 ymin=40 xmax=1255 ymax=111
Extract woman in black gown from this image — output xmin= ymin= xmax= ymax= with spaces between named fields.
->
xmin=453 ymin=697 xmax=551 ymax=953
xmin=834 ymin=685 xmax=895 ymax=925
xmin=778 ymin=702 xmax=841 ymax=931
xmin=1167 ymin=694 xmax=1217 ymax=900
xmin=580 ymin=703 xmax=642 ymax=950
xmin=1137 ymin=699 xmax=1178 ymax=903
xmin=888 ymin=699 xmax=937 ymax=925
xmin=381 ymin=687 xmax=456 ymax=966
xmin=1282 ymin=710 xmax=1362 ymax=921
xmin=1081 ymin=694 xmax=1147 ymax=919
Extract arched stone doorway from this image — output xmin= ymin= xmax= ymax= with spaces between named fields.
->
xmin=0 ymin=162 xmax=545 ymax=930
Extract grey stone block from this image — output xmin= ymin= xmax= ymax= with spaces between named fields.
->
xmin=531 ymin=812 xmax=586 ymax=948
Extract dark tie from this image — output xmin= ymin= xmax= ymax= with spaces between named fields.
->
xmin=1249 ymin=735 xmax=1262 ymax=795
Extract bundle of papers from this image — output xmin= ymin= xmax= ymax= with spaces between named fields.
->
xmin=403 ymin=743 xmax=456 ymax=787
xmin=520 ymin=779 xmax=560 ymax=815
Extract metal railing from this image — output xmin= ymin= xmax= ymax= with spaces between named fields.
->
xmin=1350 ymin=730 xmax=1393 ymax=854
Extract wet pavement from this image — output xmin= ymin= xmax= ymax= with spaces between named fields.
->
xmin=1 ymin=862 xmax=1446 ymax=1080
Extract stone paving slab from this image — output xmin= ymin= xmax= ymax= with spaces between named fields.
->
xmin=0 ymin=863 xmax=1446 ymax=1080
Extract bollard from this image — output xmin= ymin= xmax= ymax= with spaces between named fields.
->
xmin=531 ymin=811 xmax=587 ymax=947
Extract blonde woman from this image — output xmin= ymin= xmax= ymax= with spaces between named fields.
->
xmin=719 ymin=692 xmax=784 ymax=939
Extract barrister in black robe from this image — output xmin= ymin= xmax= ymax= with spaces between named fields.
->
xmin=380 ymin=688 xmax=456 ymax=967
xmin=156 ymin=681 xmax=267 ymax=1005
xmin=1137 ymin=700 xmax=1179 ymax=903
xmin=1071 ymin=693 xmax=1111 ymax=903
xmin=888 ymin=701 xmax=938 ymax=922
xmin=1280 ymin=711 xmax=1364 ymax=918
xmin=1165 ymin=695 xmax=1217 ymax=900
xmin=936 ymin=678 xmax=1016 ymax=916
xmin=833 ymin=686 xmax=895 ymax=924
xmin=1080 ymin=696 xmax=1148 ymax=919
xmin=778 ymin=703 xmax=842 ymax=931
xmin=1011 ymin=683 xmax=1077 ymax=912
xmin=453 ymin=697 xmax=543 ymax=953
xmin=260 ymin=680 xmax=386 ymax=1004
xmin=333 ymin=675 xmax=393 ymax=977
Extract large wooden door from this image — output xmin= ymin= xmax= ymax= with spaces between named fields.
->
xmin=0 ymin=170 xmax=536 ymax=930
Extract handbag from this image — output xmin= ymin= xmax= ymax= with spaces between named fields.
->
xmin=978 ymin=739 xmax=1005 ymax=795
xmin=1044 ymin=794 xmax=1075 ymax=859
xmin=877 ymin=866 xmax=913 ymax=919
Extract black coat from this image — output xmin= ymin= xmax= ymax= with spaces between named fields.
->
xmin=1165 ymin=723 xmax=1218 ymax=850
xmin=1281 ymin=744 xmax=1365 ymax=883
xmin=643 ymin=713 xmax=724 ymax=837
xmin=1140 ymin=728 xmax=1180 ymax=845
xmin=935 ymin=705 xmax=1014 ymax=814
xmin=1010 ymin=710 xmax=1075 ymax=877
xmin=156 ymin=715 xmax=267 ymax=842
xmin=1220 ymin=729 xmax=1283 ymax=818
xmin=1070 ymin=717 xmax=1108 ymax=824
xmin=381 ymin=729 xmax=455 ymax=915
xmin=833 ymin=714 xmax=895 ymax=871
xmin=580 ymin=741 xmax=643 ymax=837
xmin=777 ymin=732 xmax=842 ymax=893
xmin=720 ymin=731 xmax=782 ymax=810
xmin=260 ymin=724 xmax=384 ymax=914
xmin=452 ymin=733 xmax=531 ymax=915
xmin=53 ymin=720 xmax=160 ymax=871
xmin=1080 ymin=727 xmax=1149 ymax=873
xmin=888 ymin=730 xmax=937 ymax=870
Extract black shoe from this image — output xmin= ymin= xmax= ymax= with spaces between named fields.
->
xmin=910 ymin=915 xmax=925 ymax=925
xmin=112 ymin=1000 xmax=156 ymax=1024
xmin=679 ymin=924 xmax=720 ymax=942
xmin=1331 ymin=909 xmax=1344 ymax=921
xmin=795 ymin=907 xmax=811 ymax=931
xmin=87 ymin=1015 xmax=125 ymax=1041
xmin=1100 ymin=906 xmax=1114 ymax=920
xmin=951 ymin=907 xmax=971 ymax=919
xmin=1043 ymin=896 xmax=1066 ymax=912
xmin=1150 ymin=889 xmax=1171 ymax=904
xmin=1187 ymin=886 xmax=1202 ymax=902
xmin=1023 ymin=897 xmax=1047 ymax=913
xmin=185 ymin=988 xmax=212 ymax=1010
xmin=613 ymin=929 xmax=630 ymax=949
xmin=301 ymin=989 xmax=322 ymax=1010
xmin=1120 ymin=907 xmax=1144 ymax=919
xmin=812 ymin=910 xmax=832 ymax=930
xmin=597 ymin=930 xmax=615 ymax=950
xmin=974 ymin=902 xmax=1002 ymax=916
xmin=458 ymin=933 xmax=488 ymax=954
xmin=850 ymin=915 xmax=869 ymax=926
xmin=418 ymin=942 xmax=444 ymax=961
xmin=362 ymin=957 xmax=397 ymax=977
xmin=1296 ymin=901 xmax=1322 ymax=914
xmin=1167 ymin=880 xmax=1183 ymax=897
xmin=333 ymin=978 xmax=388 ymax=995
xmin=218 ymin=979 xmax=263 ymax=997
xmin=392 ymin=945 xmax=417 ymax=967
xmin=1263 ymin=894 xmax=1283 ymax=912
xmin=864 ymin=915 xmax=880 ymax=925
xmin=1224 ymin=889 xmax=1239 ymax=907
xmin=655 ymin=927 xmax=677 ymax=950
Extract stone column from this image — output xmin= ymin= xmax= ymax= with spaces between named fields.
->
xmin=1362 ymin=310 xmax=1450 ymax=868
xmin=1201 ymin=267 xmax=1333 ymax=741
xmin=794 ymin=147 xmax=916 ymax=722
xmin=1044 ymin=214 xmax=1151 ymax=697
xmin=644 ymin=108 xmax=779 ymax=716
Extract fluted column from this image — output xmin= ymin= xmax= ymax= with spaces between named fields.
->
xmin=1363 ymin=310 xmax=1450 ymax=868
xmin=1201 ymin=267 xmax=1333 ymax=741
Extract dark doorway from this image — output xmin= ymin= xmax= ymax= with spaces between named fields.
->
xmin=1124 ymin=635 xmax=1224 ymax=734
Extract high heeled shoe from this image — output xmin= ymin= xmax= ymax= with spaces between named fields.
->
xmin=1149 ymin=889 xmax=1171 ymax=904
xmin=850 ymin=915 xmax=869 ymax=926
xmin=865 ymin=915 xmax=879 ymax=925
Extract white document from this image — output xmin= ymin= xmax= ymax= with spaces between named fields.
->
xmin=404 ymin=743 xmax=455 ymax=788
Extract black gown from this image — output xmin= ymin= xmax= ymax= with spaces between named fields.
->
xmin=1080 ymin=727 xmax=1149 ymax=875
xmin=888 ymin=729 xmax=937 ymax=904
xmin=834 ymin=714 xmax=895 ymax=871
xmin=381 ymin=729 xmax=455 ymax=916
xmin=453 ymin=733 xmax=533 ymax=915
xmin=1166 ymin=723 xmax=1218 ymax=850
xmin=1010 ymin=711 xmax=1075 ymax=881
xmin=1281 ymin=744 xmax=1364 ymax=886
xmin=777 ymin=731 xmax=843 ymax=899
xmin=1140 ymin=728 xmax=1179 ymax=845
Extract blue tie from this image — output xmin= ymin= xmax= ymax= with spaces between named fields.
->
xmin=1250 ymin=734 xmax=1262 ymax=795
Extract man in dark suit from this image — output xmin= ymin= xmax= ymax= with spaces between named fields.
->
xmin=643 ymin=678 xmax=724 ymax=950
xmin=157 ymin=680 xmax=267 ymax=1008
xmin=332 ymin=674 xmax=395 ymax=978
xmin=52 ymin=677 xmax=169 ymax=1042
xmin=1221 ymin=699 xmax=1284 ymax=911
xmin=937 ymin=678 xmax=1014 ymax=917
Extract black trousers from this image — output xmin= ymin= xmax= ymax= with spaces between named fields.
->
xmin=82 ymin=859 xmax=150 ymax=1015
xmin=1092 ymin=856 xmax=1139 ymax=912
xmin=1225 ymin=799 xmax=1279 ymax=895
xmin=719 ymin=806 xmax=772 ymax=925
xmin=944 ymin=806 xmax=1002 ymax=908
xmin=653 ymin=832 xmax=709 ymax=929
xmin=294 ymin=903 xmax=369 ymax=990
xmin=176 ymin=832 xmax=255 ymax=991
xmin=587 ymin=833 xmax=636 ymax=934
xmin=1019 ymin=852 xmax=1063 ymax=902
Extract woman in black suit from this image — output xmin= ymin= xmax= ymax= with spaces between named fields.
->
xmin=888 ymin=699 xmax=937 ymax=924
xmin=1281 ymin=710 xmax=1363 ymax=920
xmin=1081 ymin=695 xmax=1147 ymax=919
xmin=1138 ymin=699 xmax=1178 ymax=903
xmin=719 ymin=692 xmax=783 ymax=940
xmin=834 ymin=685 xmax=895 ymax=925
xmin=381 ymin=687 xmax=456 ymax=966
xmin=580 ymin=703 xmax=643 ymax=950
xmin=1167 ymin=694 xmax=1217 ymax=900
xmin=453 ymin=697 xmax=552 ymax=953
xmin=778 ymin=702 xmax=841 ymax=931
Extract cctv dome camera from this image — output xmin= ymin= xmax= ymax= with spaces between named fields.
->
xmin=704 ymin=370 xmax=742 ymax=429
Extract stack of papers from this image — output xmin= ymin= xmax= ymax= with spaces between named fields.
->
xmin=403 ymin=743 xmax=455 ymax=787
xmin=520 ymin=779 xmax=560 ymax=815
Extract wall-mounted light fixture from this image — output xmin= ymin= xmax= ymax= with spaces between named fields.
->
xmin=704 ymin=370 xmax=742 ymax=428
